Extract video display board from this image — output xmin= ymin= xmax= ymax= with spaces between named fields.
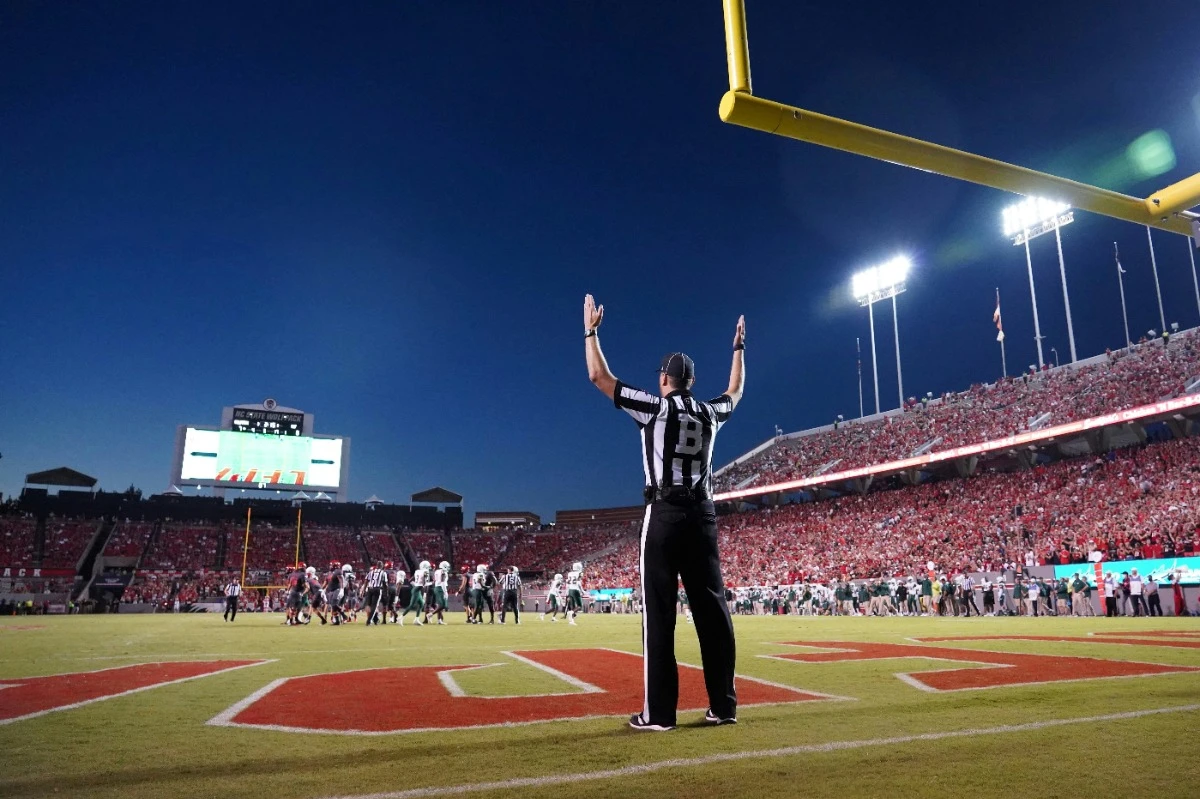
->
xmin=178 ymin=428 xmax=345 ymax=488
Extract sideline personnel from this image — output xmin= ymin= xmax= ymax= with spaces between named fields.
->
xmin=582 ymin=293 xmax=744 ymax=731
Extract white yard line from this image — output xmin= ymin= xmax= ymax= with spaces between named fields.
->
xmin=318 ymin=703 xmax=1200 ymax=799
xmin=0 ymin=660 xmax=272 ymax=726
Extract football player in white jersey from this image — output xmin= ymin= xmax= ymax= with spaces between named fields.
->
xmin=425 ymin=561 xmax=450 ymax=625
xmin=400 ymin=561 xmax=430 ymax=626
xmin=468 ymin=565 xmax=486 ymax=624
xmin=541 ymin=572 xmax=564 ymax=621
xmin=565 ymin=562 xmax=584 ymax=625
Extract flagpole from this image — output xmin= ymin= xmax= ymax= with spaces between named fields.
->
xmin=1146 ymin=226 xmax=1166 ymax=332
xmin=856 ymin=336 xmax=864 ymax=419
xmin=1115 ymin=242 xmax=1131 ymax=349
xmin=996 ymin=288 xmax=1007 ymax=378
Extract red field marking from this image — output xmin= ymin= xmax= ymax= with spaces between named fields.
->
xmin=768 ymin=641 xmax=1198 ymax=692
xmin=920 ymin=634 xmax=1200 ymax=650
xmin=215 ymin=648 xmax=828 ymax=734
xmin=0 ymin=661 xmax=266 ymax=724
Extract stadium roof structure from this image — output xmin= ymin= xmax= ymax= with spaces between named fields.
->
xmin=475 ymin=511 xmax=540 ymax=527
xmin=556 ymin=506 xmax=646 ymax=526
xmin=411 ymin=487 xmax=463 ymax=505
xmin=24 ymin=466 xmax=97 ymax=488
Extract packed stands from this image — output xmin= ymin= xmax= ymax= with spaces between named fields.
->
xmin=717 ymin=334 xmax=1200 ymax=492
xmin=0 ymin=516 xmax=38 ymax=566
xmin=450 ymin=530 xmax=512 ymax=570
xmin=41 ymin=518 xmax=100 ymax=569
xmin=302 ymin=525 xmax=368 ymax=567
xmin=141 ymin=523 xmax=226 ymax=570
xmin=243 ymin=523 xmax=297 ymax=571
xmin=103 ymin=521 xmax=155 ymax=558
xmin=363 ymin=529 xmax=405 ymax=564
xmin=501 ymin=523 xmax=640 ymax=574
xmin=403 ymin=530 xmax=449 ymax=564
xmin=589 ymin=436 xmax=1200 ymax=588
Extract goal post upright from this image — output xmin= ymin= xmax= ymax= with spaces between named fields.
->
xmin=240 ymin=507 xmax=252 ymax=587
xmin=717 ymin=0 xmax=1200 ymax=238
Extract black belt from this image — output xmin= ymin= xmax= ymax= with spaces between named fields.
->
xmin=645 ymin=485 xmax=712 ymax=504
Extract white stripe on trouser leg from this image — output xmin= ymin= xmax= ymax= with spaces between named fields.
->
xmin=639 ymin=502 xmax=652 ymax=722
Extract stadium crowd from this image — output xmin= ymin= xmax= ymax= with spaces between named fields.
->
xmin=717 ymin=333 xmax=1200 ymax=492
xmin=584 ymin=436 xmax=1200 ymax=589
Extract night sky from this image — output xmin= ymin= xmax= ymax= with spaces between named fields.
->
xmin=2 ymin=2 xmax=1199 ymax=521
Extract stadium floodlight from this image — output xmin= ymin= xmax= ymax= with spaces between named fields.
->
xmin=851 ymin=255 xmax=911 ymax=414
xmin=1002 ymin=197 xmax=1077 ymax=367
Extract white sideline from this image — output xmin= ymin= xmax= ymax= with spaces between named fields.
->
xmin=318 ymin=703 xmax=1200 ymax=799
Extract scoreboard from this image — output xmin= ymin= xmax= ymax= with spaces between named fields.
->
xmin=231 ymin=407 xmax=304 ymax=436
xmin=171 ymin=399 xmax=350 ymax=498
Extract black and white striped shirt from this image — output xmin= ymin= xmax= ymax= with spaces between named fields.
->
xmin=366 ymin=567 xmax=386 ymax=589
xmin=613 ymin=381 xmax=734 ymax=494
xmin=224 ymin=582 xmax=241 ymax=598
xmin=499 ymin=572 xmax=522 ymax=591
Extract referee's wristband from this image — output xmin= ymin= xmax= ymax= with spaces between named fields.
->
xmin=734 ymin=342 xmax=745 ymax=351
xmin=584 ymin=329 xmax=597 ymax=338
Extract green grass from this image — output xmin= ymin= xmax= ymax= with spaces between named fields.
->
xmin=1 ymin=612 xmax=1198 ymax=799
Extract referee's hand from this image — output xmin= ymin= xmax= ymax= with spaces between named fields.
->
xmin=584 ymin=294 xmax=604 ymax=331
xmin=733 ymin=315 xmax=746 ymax=348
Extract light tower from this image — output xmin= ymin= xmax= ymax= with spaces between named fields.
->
xmin=852 ymin=255 xmax=911 ymax=414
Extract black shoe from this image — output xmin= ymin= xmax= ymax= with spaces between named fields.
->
xmin=703 ymin=709 xmax=737 ymax=725
xmin=628 ymin=713 xmax=675 ymax=732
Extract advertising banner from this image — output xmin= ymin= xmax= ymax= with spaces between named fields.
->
xmin=1053 ymin=557 xmax=1200 ymax=586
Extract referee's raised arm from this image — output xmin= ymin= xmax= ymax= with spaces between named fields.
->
xmin=583 ymin=294 xmax=617 ymax=399
xmin=726 ymin=315 xmax=746 ymax=409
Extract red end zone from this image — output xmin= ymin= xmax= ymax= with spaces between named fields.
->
xmin=0 ymin=661 xmax=266 ymax=724
xmin=768 ymin=640 xmax=1199 ymax=691
xmin=213 ymin=648 xmax=830 ymax=734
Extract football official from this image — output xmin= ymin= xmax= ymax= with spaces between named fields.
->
xmin=223 ymin=577 xmax=241 ymax=622
xmin=364 ymin=561 xmax=386 ymax=625
xmin=499 ymin=566 xmax=522 ymax=625
xmin=583 ymin=294 xmax=743 ymax=732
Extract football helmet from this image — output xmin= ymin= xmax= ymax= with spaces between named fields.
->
xmin=439 ymin=561 xmax=450 ymax=572
xmin=419 ymin=560 xmax=431 ymax=572
xmin=477 ymin=564 xmax=487 ymax=574
xmin=384 ymin=561 xmax=394 ymax=570
xmin=342 ymin=563 xmax=353 ymax=573
xmin=397 ymin=570 xmax=406 ymax=582
xmin=305 ymin=566 xmax=317 ymax=576
xmin=572 ymin=562 xmax=583 ymax=572
xmin=554 ymin=573 xmax=563 ymax=581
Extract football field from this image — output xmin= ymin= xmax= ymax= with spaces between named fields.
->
xmin=2 ymin=612 xmax=1199 ymax=799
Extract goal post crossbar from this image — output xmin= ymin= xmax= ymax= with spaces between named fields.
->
xmin=718 ymin=0 xmax=1200 ymax=238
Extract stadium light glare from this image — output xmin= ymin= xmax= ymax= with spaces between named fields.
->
xmin=851 ymin=255 xmax=911 ymax=300
xmin=1001 ymin=197 xmax=1070 ymax=237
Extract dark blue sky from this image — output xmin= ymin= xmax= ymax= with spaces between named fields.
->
xmin=2 ymin=2 xmax=1199 ymax=521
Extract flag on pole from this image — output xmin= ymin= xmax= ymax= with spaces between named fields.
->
xmin=993 ymin=289 xmax=1005 ymax=342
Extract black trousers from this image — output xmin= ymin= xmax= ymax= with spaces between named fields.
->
xmin=1105 ymin=596 xmax=1117 ymax=617
xmin=640 ymin=499 xmax=736 ymax=727
xmin=500 ymin=589 xmax=519 ymax=623
xmin=224 ymin=597 xmax=238 ymax=621
xmin=1147 ymin=593 xmax=1162 ymax=616
xmin=364 ymin=588 xmax=383 ymax=622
